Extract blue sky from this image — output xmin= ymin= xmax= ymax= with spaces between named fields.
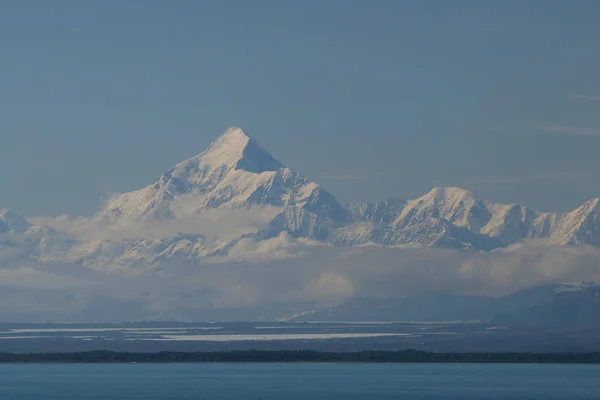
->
xmin=1 ymin=0 xmax=599 ymax=216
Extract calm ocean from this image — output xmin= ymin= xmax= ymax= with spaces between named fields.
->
xmin=0 ymin=363 xmax=599 ymax=399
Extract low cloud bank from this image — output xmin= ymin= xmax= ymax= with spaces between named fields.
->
xmin=31 ymin=206 xmax=282 ymax=241
xmin=1 ymin=241 xmax=600 ymax=321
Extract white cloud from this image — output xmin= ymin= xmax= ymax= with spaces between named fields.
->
xmin=305 ymin=272 xmax=356 ymax=299
xmin=31 ymin=206 xmax=283 ymax=241
xmin=1 ymin=240 xmax=600 ymax=320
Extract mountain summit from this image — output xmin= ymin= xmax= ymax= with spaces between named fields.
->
xmin=196 ymin=127 xmax=283 ymax=173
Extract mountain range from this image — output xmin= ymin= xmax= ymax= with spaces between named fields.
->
xmin=2 ymin=127 xmax=600 ymax=268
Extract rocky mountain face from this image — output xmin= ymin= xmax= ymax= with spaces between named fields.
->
xmin=2 ymin=127 xmax=600 ymax=267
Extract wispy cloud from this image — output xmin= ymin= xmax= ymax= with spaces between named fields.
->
xmin=33 ymin=206 xmax=283 ymax=241
xmin=541 ymin=125 xmax=600 ymax=137
xmin=568 ymin=94 xmax=600 ymax=101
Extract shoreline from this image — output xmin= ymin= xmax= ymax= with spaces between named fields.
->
xmin=1 ymin=350 xmax=600 ymax=364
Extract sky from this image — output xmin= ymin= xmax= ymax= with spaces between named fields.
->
xmin=1 ymin=0 xmax=600 ymax=217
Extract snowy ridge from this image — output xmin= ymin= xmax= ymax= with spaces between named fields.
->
xmin=553 ymin=281 xmax=600 ymax=294
xmin=347 ymin=198 xmax=406 ymax=225
xmin=545 ymin=199 xmax=600 ymax=246
xmin=1 ymin=127 xmax=600 ymax=267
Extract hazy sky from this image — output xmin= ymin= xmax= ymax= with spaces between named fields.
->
xmin=1 ymin=0 xmax=600 ymax=217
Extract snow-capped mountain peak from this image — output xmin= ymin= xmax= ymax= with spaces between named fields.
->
xmin=421 ymin=186 xmax=475 ymax=203
xmin=196 ymin=126 xmax=283 ymax=173
xmin=93 ymin=127 xmax=349 ymax=247
xmin=395 ymin=186 xmax=490 ymax=232
xmin=547 ymin=197 xmax=600 ymax=246
xmin=98 ymin=127 xmax=287 ymax=221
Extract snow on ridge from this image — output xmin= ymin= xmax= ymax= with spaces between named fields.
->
xmin=195 ymin=126 xmax=254 ymax=167
xmin=553 ymin=281 xmax=600 ymax=293
xmin=423 ymin=186 xmax=475 ymax=201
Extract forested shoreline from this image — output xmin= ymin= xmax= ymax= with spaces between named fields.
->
xmin=1 ymin=350 xmax=599 ymax=364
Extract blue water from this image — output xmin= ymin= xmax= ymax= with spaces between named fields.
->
xmin=1 ymin=363 xmax=599 ymax=399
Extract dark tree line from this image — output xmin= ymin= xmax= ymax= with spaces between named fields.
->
xmin=1 ymin=350 xmax=600 ymax=363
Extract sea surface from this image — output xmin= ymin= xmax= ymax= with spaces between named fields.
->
xmin=1 ymin=363 xmax=599 ymax=399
